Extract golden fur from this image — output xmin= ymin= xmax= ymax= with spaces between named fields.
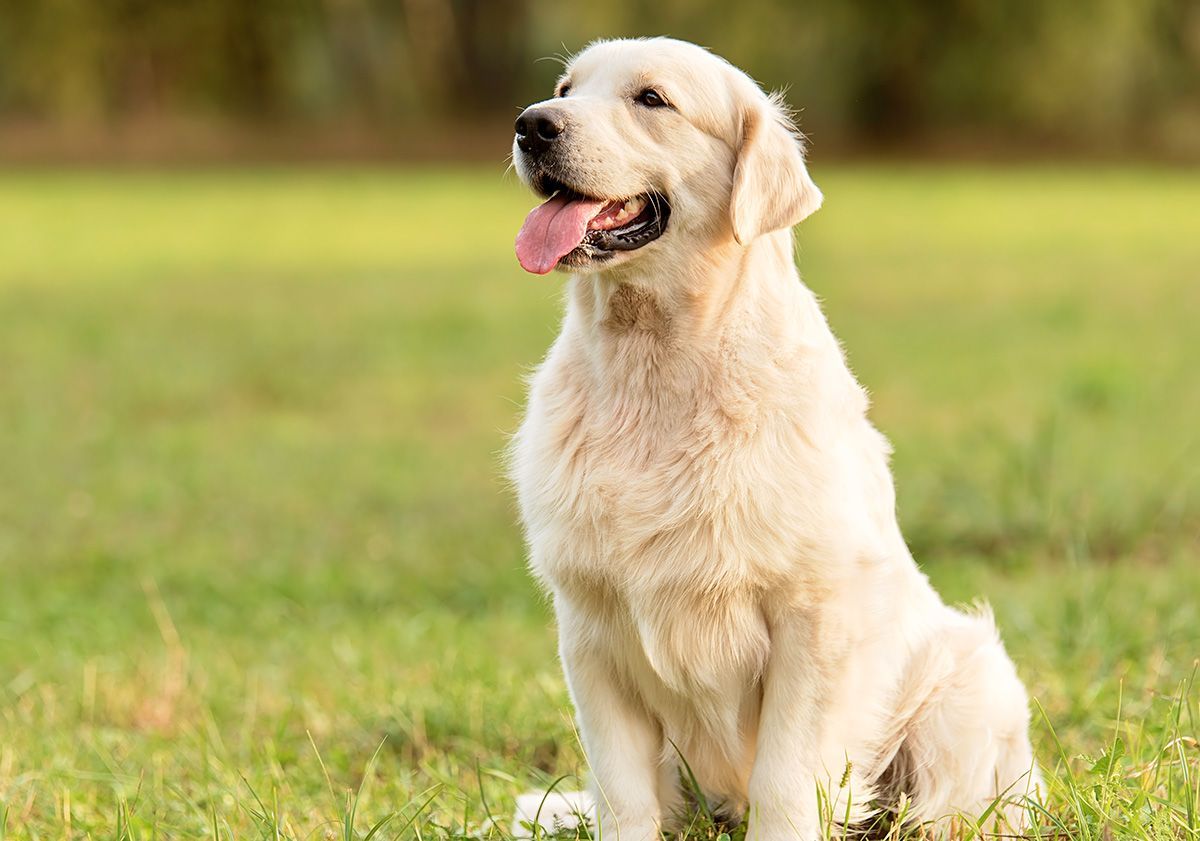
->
xmin=509 ymin=37 xmax=1039 ymax=841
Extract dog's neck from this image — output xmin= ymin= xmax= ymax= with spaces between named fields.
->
xmin=574 ymin=232 xmax=763 ymax=326
xmin=565 ymin=229 xmax=816 ymax=348
xmin=560 ymin=229 xmax=837 ymax=397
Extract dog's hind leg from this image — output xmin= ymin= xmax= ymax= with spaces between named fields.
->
xmin=873 ymin=609 xmax=1040 ymax=835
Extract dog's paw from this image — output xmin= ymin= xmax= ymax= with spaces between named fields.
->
xmin=511 ymin=790 xmax=595 ymax=838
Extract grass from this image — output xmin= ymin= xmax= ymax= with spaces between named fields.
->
xmin=0 ymin=164 xmax=1197 ymax=839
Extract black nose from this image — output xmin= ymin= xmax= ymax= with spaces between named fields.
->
xmin=515 ymin=107 xmax=565 ymax=155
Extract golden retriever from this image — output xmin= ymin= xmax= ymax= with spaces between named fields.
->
xmin=508 ymin=36 xmax=1039 ymax=840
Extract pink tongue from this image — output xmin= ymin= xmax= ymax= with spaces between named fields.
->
xmin=515 ymin=193 xmax=607 ymax=275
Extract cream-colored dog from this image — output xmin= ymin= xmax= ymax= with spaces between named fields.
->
xmin=508 ymin=37 xmax=1038 ymax=840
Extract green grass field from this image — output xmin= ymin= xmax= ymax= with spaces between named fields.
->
xmin=0 ymin=166 xmax=1198 ymax=839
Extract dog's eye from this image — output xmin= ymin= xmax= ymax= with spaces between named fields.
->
xmin=635 ymin=89 xmax=669 ymax=109
xmin=558 ymin=84 xmax=571 ymax=98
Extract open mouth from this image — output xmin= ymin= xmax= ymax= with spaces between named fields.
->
xmin=515 ymin=178 xmax=671 ymax=275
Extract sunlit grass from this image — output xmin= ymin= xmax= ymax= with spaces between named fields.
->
xmin=0 ymin=165 xmax=1197 ymax=838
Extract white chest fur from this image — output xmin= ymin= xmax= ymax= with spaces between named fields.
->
xmin=509 ymin=262 xmax=923 ymax=806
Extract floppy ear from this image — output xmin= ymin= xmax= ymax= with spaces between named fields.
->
xmin=729 ymin=94 xmax=823 ymax=245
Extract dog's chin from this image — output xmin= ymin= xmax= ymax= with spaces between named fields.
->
xmin=555 ymin=243 xmax=614 ymax=273
xmin=554 ymin=240 xmax=641 ymax=274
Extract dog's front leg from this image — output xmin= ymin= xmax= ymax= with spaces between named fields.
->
xmin=558 ymin=600 xmax=664 ymax=841
xmin=747 ymin=614 xmax=833 ymax=841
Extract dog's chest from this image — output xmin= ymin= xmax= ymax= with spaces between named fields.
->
xmin=519 ymin=388 xmax=776 ymax=774
xmin=521 ymin=378 xmax=776 ymax=587
xmin=514 ymin=349 xmax=804 ymax=685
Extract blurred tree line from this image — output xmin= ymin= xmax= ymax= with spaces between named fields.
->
xmin=1 ymin=0 xmax=1198 ymax=156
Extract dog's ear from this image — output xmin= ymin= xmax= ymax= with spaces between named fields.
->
xmin=729 ymin=93 xmax=822 ymax=245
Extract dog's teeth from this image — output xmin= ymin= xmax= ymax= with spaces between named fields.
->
xmin=588 ymin=197 xmax=647 ymax=232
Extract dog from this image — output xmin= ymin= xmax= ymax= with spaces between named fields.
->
xmin=508 ymin=37 xmax=1039 ymax=840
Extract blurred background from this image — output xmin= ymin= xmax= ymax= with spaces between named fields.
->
xmin=1 ymin=3 xmax=1198 ymax=839
xmin=2 ymin=0 xmax=1200 ymax=161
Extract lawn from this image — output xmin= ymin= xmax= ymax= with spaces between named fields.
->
xmin=0 ymin=165 xmax=1197 ymax=839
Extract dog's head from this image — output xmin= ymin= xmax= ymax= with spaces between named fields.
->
xmin=513 ymin=37 xmax=822 ymax=276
